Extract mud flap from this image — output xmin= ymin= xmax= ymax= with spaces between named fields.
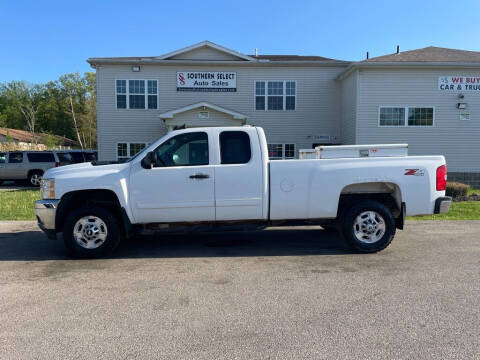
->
xmin=395 ymin=202 xmax=406 ymax=230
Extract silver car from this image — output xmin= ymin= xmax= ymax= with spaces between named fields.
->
xmin=0 ymin=150 xmax=97 ymax=187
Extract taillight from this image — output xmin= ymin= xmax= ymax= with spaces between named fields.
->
xmin=55 ymin=162 xmax=60 ymax=167
xmin=436 ymin=165 xmax=447 ymax=191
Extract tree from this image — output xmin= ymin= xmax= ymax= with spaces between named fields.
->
xmin=0 ymin=81 xmax=41 ymax=143
xmin=0 ymin=72 xmax=97 ymax=149
xmin=59 ymin=73 xmax=85 ymax=149
xmin=84 ymin=72 xmax=97 ymax=149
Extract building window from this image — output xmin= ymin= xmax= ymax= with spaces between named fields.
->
xmin=117 ymin=142 xmax=149 ymax=161
xmin=379 ymin=107 xmax=434 ymax=127
xmin=116 ymin=79 xmax=158 ymax=109
xmin=286 ymin=81 xmax=296 ymax=110
xmin=255 ymin=82 xmax=265 ymax=110
xmin=268 ymin=81 xmax=283 ymax=110
xmin=379 ymin=107 xmax=405 ymax=126
xmin=255 ymin=81 xmax=296 ymax=111
xmin=284 ymin=144 xmax=296 ymax=158
xmin=268 ymin=144 xmax=296 ymax=159
xmin=408 ymin=107 xmax=434 ymax=126
xmin=116 ymin=80 xmax=127 ymax=109
xmin=147 ymin=80 xmax=157 ymax=109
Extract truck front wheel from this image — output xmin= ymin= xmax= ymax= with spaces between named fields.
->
xmin=63 ymin=206 xmax=122 ymax=258
xmin=341 ymin=201 xmax=395 ymax=253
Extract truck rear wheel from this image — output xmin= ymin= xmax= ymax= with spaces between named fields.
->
xmin=341 ymin=200 xmax=395 ymax=253
xmin=63 ymin=206 xmax=122 ymax=258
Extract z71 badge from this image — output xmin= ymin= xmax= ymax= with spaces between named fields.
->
xmin=404 ymin=169 xmax=425 ymax=176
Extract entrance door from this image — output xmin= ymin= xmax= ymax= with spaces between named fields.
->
xmin=129 ymin=131 xmax=215 ymax=223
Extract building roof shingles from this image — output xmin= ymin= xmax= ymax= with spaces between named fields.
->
xmin=88 ymin=54 xmax=348 ymax=63
xmin=363 ymin=46 xmax=480 ymax=63
xmin=0 ymin=128 xmax=79 ymax=147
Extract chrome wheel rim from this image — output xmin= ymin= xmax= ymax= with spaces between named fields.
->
xmin=353 ymin=211 xmax=386 ymax=244
xmin=30 ymin=174 xmax=41 ymax=186
xmin=73 ymin=216 xmax=108 ymax=249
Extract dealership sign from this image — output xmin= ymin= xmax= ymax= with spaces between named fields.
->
xmin=438 ymin=76 xmax=480 ymax=91
xmin=177 ymin=72 xmax=236 ymax=92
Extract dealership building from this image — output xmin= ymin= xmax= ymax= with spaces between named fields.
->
xmin=88 ymin=41 xmax=480 ymax=186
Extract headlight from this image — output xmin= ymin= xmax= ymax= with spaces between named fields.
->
xmin=40 ymin=179 xmax=55 ymax=199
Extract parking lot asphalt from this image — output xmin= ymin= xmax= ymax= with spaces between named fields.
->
xmin=0 ymin=221 xmax=479 ymax=359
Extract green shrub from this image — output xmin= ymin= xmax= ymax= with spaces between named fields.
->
xmin=446 ymin=182 xmax=471 ymax=198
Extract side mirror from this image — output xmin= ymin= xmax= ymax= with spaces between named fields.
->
xmin=141 ymin=151 xmax=157 ymax=169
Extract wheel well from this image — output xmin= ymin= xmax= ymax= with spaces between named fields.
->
xmin=338 ymin=192 xmax=401 ymax=220
xmin=55 ymin=190 xmax=123 ymax=233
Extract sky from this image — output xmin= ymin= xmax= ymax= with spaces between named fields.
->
xmin=2 ymin=0 xmax=480 ymax=83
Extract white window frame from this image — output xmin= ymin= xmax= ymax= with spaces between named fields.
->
xmin=254 ymin=80 xmax=297 ymax=111
xmin=116 ymin=142 xmax=150 ymax=161
xmin=267 ymin=143 xmax=296 ymax=159
xmin=378 ymin=106 xmax=435 ymax=127
xmin=115 ymin=79 xmax=158 ymax=110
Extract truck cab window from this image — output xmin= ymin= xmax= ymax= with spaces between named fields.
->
xmin=0 ymin=152 xmax=6 ymax=163
xmin=154 ymin=132 xmax=208 ymax=167
xmin=220 ymin=131 xmax=251 ymax=164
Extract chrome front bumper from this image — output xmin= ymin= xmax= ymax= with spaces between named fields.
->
xmin=35 ymin=199 xmax=60 ymax=239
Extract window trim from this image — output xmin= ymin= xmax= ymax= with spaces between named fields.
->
xmin=115 ymin=79 xmax=158 ymax=110
xmin=378 ymin=106 xmax=435 ymax=127
xmin=254 ymin=80 xmax=297 ymax=112
xmin=267 ymin=143 xmax=296 ymax=159
xmin=116 ymin=142 xmax=150 ymax=161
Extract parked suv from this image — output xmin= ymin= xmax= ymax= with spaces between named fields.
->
xmin=0 ymin=150 xmax=97 ymax=186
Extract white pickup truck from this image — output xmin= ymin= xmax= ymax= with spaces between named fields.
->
xmin=35 ymin=126 xmax=451 ymax=258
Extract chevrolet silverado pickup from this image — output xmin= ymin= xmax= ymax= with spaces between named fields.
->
xmin=35 ymin=126 xmax=451 ymax=258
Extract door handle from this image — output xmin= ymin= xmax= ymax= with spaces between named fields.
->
xmin=189 ymin=173 xmax=210 ymax=179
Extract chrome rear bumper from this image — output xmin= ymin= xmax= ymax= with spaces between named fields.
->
xmin=434 ymin=196 xmax=452 ymax=214
xmin=35 ymin=199 xmax=60 ymax=239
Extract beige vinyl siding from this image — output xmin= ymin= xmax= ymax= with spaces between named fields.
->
xmin=340 ymin=71 xmax=357 ymax=144
xmin=168 ymin=46 xmax=244 ymax=61
xmin=96 ymin=64 xmax=345 ymax=160
xmin=165 ymin=108 xmax=243 ymax=127
xmin=356 ymin=68 xmax=480 ymax=172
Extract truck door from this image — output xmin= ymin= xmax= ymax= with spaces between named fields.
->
xmin=129 ymin=131 xmax=215 ymax=223
xmin=215 ymin=130 xmax=265 ymax=221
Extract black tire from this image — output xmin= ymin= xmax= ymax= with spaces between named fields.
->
xmin=341 ymin=200 xmax=395 ymax=253
xmin=28 ymin=170 xmax=43 ymax=187
xmin=63 ymin=206 xmax=122 ymax=258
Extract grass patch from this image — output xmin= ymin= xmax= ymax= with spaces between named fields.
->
xmin=467 ymin=189 xmax=480 ymax=196
xmin=408 ymin=201 xmax=480 ymax=220
xmin=0 ymin=189 xmax=40 ymax=220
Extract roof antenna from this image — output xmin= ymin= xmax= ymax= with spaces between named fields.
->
xmin=254 ymin=48 xmax=258 ymax=57
xmin=366 ymin=51 xmax=369 ymax=59
xmin=396 ymin=45 xmax=400 ymax=54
